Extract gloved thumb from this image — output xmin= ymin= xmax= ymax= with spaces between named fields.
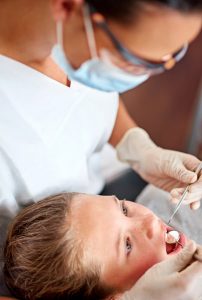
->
xmin=190 ymin=201 xmax=201 ymax=210
xmin=171 ymin=165 xmax=197 ymax=184
xmin=162 ymin=241 xmax=197 ymax=274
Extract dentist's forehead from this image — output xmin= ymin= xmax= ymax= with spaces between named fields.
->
xmin=106 ymin=4 xmax=202 ymax=61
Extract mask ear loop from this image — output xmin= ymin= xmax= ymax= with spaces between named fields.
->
xmin=82 ymin=4 xmax=98 ymax=59
xmin=56 ymin=20 xmax=64 ymax=47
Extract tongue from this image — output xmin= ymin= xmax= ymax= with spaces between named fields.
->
xmin=166 ymin=243 xmax=176 ymax=254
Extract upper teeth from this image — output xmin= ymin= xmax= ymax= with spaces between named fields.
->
xmin=165 ymin=230 xmax=180 ymax=244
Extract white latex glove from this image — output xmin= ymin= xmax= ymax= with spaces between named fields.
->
xmin=116 ymin=127 xmax=200 ymax=194
xmin=194 ymin=245 xmax=202 ymax=262
xmin=122 ymin=241 xmax=202 ymax=300
xmin=170 ymin=173 xmax=202 ymax=210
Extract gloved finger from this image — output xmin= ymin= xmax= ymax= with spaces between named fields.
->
xmin=161 ymin=177 xmax=187 ymax=192
xmin=194 ymin=246 xmax=202 ymax=262
xmin=170 ymin=188 xmax=186 ymax=205
xmin=179 ymin=263 xmax=202 ymax=299
xmin=183 ymin=155 xmax=201 ymax=175
xmin=170 ymin=187 xmax=184 ymax=199
xmin=181 ymin=260 xmax=202 ymax=281
xmin=190 ymin=201 xmax=201 ymax=210
xmin=170 ymin=197 xmax=180 ymax=204
xmin=159 ymin=241 xmax=196 ymax=274
xmin=170 ymin=183 xmax=202 ymax=205
xmin=168 ymin=163 xmax=198 ymax=185
xmin=171 ymin=195 xmax=201 ymax=208
xmin=158 ymin=179 xmax=179 ymax=192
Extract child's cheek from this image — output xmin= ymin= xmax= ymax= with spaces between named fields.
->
xmin=125 ymin=254 xmax=165 ymax=289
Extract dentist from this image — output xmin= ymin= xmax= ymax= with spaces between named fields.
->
xmin=0 ymin=0 xmax=202 ymax=299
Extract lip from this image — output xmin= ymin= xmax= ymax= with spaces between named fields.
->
xmin=164 ymin=225 xmax=187 ymax=255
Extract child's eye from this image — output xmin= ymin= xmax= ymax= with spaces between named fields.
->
xmin=121 ymin=200 xmax=128 ymax=216
xmin=126 ymin=237 xmax=132 ymax=255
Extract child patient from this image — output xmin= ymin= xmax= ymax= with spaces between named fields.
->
xmin=3 ymin=193 xmax=187 ymax=300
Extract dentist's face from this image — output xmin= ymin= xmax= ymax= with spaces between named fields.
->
xmin=61 ymin=2 xmax=202 ymax=69
xmin=72 ymin=195 xmax=187 ymax=293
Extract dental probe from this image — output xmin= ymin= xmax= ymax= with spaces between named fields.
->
xmin=167 ymin=162 xmax=202 ymax=225
xmin=176 ymin=240 xmax=183 ymax=248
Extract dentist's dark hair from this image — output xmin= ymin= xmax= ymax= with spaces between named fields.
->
xmin=86 ymin=0 xmax=202 ymax=23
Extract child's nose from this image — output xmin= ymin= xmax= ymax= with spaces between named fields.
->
xmin=142 ymin=214 xmax=160 ymax=239
xmin=130 ymin=214 xmax=160 ymax=239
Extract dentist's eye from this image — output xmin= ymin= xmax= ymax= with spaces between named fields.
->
xmin=121 ymin=200 xmax=128 ymax=216
xmin=126 ymin=237 xmax=132 ymax=255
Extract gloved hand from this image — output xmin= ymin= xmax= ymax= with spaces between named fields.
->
xmin=170 ymin=173 xmax=202 ymax=210
xmin=116 ymin=127 xmax=200 ymax=199
xmin=122 ymin=241 xmax=202 ymax=300
xmin=194 ymin=245 xmax=202 ymax=262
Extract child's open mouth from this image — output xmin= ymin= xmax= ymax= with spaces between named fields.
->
xmin=165 ymin=227 xmax=186 ymax=255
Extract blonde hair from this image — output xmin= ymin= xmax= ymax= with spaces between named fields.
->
xmin=3 ymin=193 xmax=114 ymax=300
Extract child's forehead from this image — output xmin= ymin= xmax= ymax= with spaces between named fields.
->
xmin=71 ymin=194 xmax=106 ymax=221
xmin=71 ymin=195 xmax=149 ymax=220
xmin=71 ymin=194 xmax=113 ymax=210
xmin=71 ymin=194 xmax=97 ymax=212
xmin=70 ymin=195 xmax=119 ymax=236
xmin=70 ymin=194 xmax=99 ymax=228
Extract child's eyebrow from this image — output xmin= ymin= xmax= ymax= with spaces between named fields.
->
xmin=113 ymin=195 xmax=121 ymax=210
xmin=113 ymin=196 xmax=122 ymax=259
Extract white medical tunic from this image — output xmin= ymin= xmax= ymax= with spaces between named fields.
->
xmin=0 ymin=55 xmax=118 ymax=216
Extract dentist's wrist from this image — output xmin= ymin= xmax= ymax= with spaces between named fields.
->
xmin=116 ymin=127 xmax=157 ymax=165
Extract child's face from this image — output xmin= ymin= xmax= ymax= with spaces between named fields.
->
xmin=72 ymin=195 xmax=187 ymax=293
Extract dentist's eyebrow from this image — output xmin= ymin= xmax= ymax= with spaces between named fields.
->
xmin=113 ymin=196 xmax=122 ymax=259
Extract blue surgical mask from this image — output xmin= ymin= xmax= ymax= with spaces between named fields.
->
xmin=52 ymin=6 xmax=149 ymax=93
